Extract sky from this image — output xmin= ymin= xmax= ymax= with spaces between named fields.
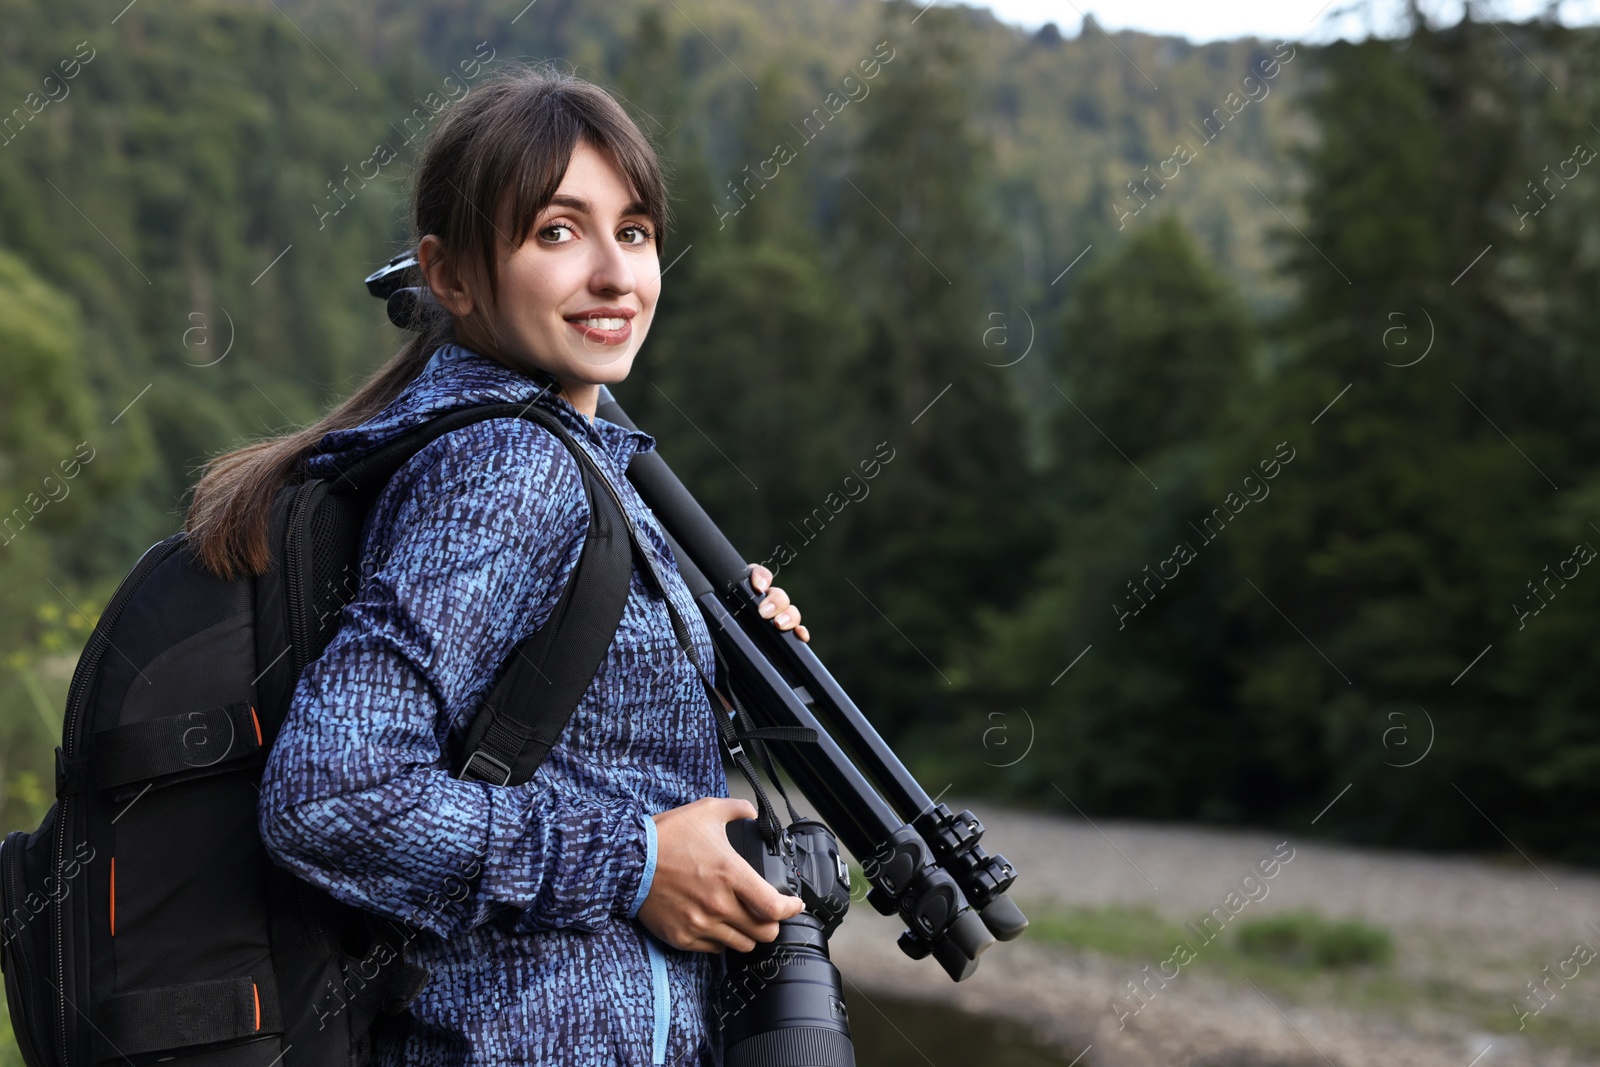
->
xmin=949 ymin=0 xmax=1600 ymax=43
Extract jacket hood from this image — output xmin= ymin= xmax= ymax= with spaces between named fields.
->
xmin=304 ymin=343 xmax=657 ymax=479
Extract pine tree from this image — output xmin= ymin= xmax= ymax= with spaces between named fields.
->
xmin=1224 ymin=11 xmax=1594 ymax=851
xmin=817 ymin=3 xmax=1050 ymax=749
xmin=612 ymin=20 xmax=873 ymax=599
xmin=943 ymin=215 xmax=1258 ymax=816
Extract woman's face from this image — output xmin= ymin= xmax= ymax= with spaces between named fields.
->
xmin=426 ymin=139 xmax=661 ymax=411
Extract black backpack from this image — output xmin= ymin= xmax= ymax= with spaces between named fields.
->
xmin=0 ymin=401 xmax=644 ymax=1067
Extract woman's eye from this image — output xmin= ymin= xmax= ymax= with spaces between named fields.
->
xmin=538 ymin=222 xmax=575 ymax=244
xmin=620 ymin=224 xmax=655 ymax=246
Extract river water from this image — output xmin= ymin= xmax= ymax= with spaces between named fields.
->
xmin=844 ymin=989 xmax=1076 ymax=1066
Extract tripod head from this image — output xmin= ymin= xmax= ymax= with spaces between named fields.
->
xmin=364 ymin=250 xmax=439 ymax=330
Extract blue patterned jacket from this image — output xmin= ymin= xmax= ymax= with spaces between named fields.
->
xmin=257 ymin=342 xmax=730 ymax=1065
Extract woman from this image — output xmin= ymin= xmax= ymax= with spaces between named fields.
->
xmin=186 ymin=65 xmax=807 ymax=1064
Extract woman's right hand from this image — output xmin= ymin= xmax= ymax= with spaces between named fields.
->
xmin=636 ymin=797 xmax=806 ymax=953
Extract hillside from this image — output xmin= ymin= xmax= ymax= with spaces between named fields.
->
xmin=4 ymin=1 xmax=1600 ymax=860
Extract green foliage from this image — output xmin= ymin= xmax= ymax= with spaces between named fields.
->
xmin=1 ymin=598 xmax=99 ymax=830
xmin=613 ymin=5 xmax=1054 ymax=753
xmin=1217 ymin=18 xmax=1600 ymax=856
xmin=2 ymin=0 xmax=1600 ymax=871
xmin=0 ymin=0 xmax=417 ymax=848
xmin=1235 ymin=911 xmax=1394 ymax=969
xmin=0 ymin=0 xmax=1321 ymax=824
xmin=944 ymin=13 xmax=1600 ymax=861
xmin=938 ymin=209 xmax=1259 ymax=819
xmin=0 ymin=997 xmax=17 ymax=1067
xmin=1026 ymin=903 xmax=1186 ymax=960
xmin=0 ymin=0 xmax=411 ymax=568
xmin=816 ymin=6 xmax=1051 ymax=746
xmin=0 ymin=246 xmax=118 ymax=833
xmin=1027 ymin=901 xmax=1393 ymax=972
xmin=1023 ymin=901 xmax=1600 ymax=1049
xmin=1050 ymin=213 xmax=1258 ymax=466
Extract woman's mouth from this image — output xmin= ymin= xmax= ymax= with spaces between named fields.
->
xmin=565 ymin=309 xmax=635 ymax=346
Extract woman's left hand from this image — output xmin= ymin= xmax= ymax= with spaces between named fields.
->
xmin=749 ymin=563 xmax=809 ymax=643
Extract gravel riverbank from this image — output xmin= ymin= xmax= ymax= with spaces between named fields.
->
xmin=732 ymin=779 xmax=1600 ymax=1067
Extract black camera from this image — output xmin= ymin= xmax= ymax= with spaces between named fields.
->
xmin=716 ymin=818 xmax=856 ymax=1067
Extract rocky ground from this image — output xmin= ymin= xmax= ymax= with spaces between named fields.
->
xmin=733 ymin=779 xmax=1600 ymax=1067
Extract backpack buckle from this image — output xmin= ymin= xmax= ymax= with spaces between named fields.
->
xmin=458 ymin=749 xmax=514 ymax=787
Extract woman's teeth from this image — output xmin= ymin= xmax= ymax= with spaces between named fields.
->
xmin=577 ymin=317 xmax=627 ymax=330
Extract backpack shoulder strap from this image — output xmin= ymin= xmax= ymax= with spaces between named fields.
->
xmin=321 ymin=400 xmax=561 ymax=496
xmin=321 ymin=399 xmax=642 ymax=788
xmin=454 ymin=412 xmax=642 ymax=786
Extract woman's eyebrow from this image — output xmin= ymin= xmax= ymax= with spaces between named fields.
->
xmin=547 ymin=193 xmax=649 ymax=217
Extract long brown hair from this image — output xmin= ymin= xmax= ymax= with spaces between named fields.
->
xmin=184 ymin=63 xmax=671 ymax=580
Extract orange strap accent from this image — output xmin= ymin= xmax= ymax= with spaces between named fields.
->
xmin=109 ymin=857 xmax=115 ymax=936
xmin=250 ymin=706 xmax=263 ymax=747
xmin=252 ymin=982 xmax=260 ymax=1030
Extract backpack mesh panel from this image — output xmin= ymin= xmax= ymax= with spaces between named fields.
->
xmin=306 ymin=493 xmax=366 ymax=660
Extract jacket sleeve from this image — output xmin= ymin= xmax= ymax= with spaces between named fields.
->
xmin=257 ymin=418 xmax=659 ymax=939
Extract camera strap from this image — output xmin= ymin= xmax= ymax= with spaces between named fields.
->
xmin=560 ymin=432 xmax=815 ymax=848
xmin=713 ymin=649 xmax=807 ymax=829
xmin=655 ymin=574 xmax=790 ymax=847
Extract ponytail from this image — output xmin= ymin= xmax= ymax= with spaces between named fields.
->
xmin=183 ymin=327 xmax=442 ymax=580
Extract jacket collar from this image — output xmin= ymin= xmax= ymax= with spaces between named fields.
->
xmin=305 ymin=342 xmax=658 ymax=479
xmin=427 ymin=343 xmax=657 ymax=470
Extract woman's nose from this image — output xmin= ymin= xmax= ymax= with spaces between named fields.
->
xmin=590 ymin=235 xmax=636 ymax=293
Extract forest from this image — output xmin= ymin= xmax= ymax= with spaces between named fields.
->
xmin=3 ymin=0 xmax=1600 ymax=869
